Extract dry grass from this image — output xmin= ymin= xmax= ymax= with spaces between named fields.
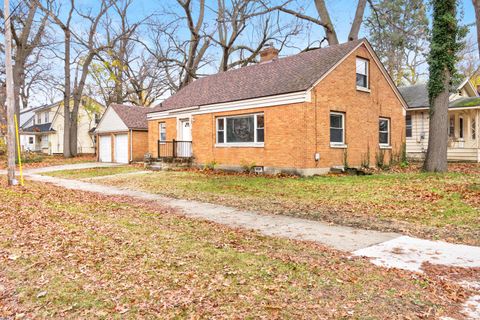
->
xmin=0 ymin=181 xmax=471 ymax=319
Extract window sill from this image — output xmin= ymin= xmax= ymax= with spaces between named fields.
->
xmin=215 ymin=143 xmax=264 ymax=148
xmin=356 ymin=86 xmax=371 ymax=93
xmin=379 ymin=145 xmax=392 ymax=149
xmin=330 ymin=143 xmax=348 ymax=149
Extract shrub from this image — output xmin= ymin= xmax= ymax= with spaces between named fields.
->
xmin=204 ymin=160 xmax=218 ymax=171
xmin=0 ymin=137 xmax=6 ymax=155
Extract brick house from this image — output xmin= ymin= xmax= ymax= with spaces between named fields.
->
xmin=96 ymin=104 xmax=149 ymax=163
xmin=147 ymin=39 xmax=407 ymax=175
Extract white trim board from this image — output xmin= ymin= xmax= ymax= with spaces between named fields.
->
xmin=148 ymin=91 xmax=309 ymax=120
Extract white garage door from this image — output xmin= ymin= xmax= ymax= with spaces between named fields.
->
xmin=99 ymin=136 xmax=112 ymax=162
xmin=114 ymin=134 xmax=129 ymax=164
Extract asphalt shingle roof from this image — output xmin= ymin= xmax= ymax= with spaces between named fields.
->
xmin=151 ymin=39 xmax=365 ymax=113
xmin=111 ymin=104 xmax=150 ymax=130
xmin=22 ymin=123 xmax=54 ymax=133
xmin=398 ymin=84 xmax=430 ymax=109
xmin=400 ymin=84 xmax=480 ymax=110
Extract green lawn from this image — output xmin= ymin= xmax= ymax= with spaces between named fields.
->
xmin=53 ymin=165 xmax=480 ymax=245
xmin=0 ymin=181 xmax=469 ymax=318
xmin=44 ymin=165 xmax=144 ymax=179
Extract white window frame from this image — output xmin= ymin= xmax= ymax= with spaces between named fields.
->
xmin=405 ymin=114 xmax=412 ymax=138
xmin=459 ymin=116 xmax=464 ymax=140
xmin=37 ymin=114 xmax=41 ymax=124
xmin=356 ymin=57 xmax=369 ymax=91
xmin=330 ymin=112 xmax=346 ymax=147
xmin=159 ymin=122 xmax=166 ymax=143
xmin=215 ymin=113 xmax=264 ymax=147
xmin=379 ymin=117 xmax=391 ymax=148
xmin=472 ymin=118 xmax=476 ymax=140
xmin=44 ymin=112 xmax=49 ymax=123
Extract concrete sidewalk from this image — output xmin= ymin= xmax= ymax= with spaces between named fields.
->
xmin=25 ymin=172 xmax=398 ymax=251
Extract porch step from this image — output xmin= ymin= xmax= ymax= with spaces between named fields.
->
xmin=147 ymin=161 xmax=191 ymax=171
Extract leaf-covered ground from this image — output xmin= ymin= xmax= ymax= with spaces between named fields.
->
xmin=44 ymin=165 xmax=143 ymax=179
xmin=53 ymin=163 xmax=480 ymax=246
xmin=0 ymin=154 xmax=96 ymax=170
xmin=0 ymin=181 xmax=472 ymax=318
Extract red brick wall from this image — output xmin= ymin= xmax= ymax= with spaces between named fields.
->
xmin=147 ymin=44 xmax=405 ymax=170
xmin=131 ymin=130 xmax=148 ymax=161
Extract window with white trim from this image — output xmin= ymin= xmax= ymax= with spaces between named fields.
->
xmin=472 ymin=119 xmax=476 ymax=140
xmin=159 ymin=122 xmax=166 ymax=142
xmin=216 ymin=113 xmax=264 ymax=145
xmin=406 ymin=115 xmax=412 ymax=138
xmin=44 ymin=112 xmax=49 ymax=123
xmin=356 ymin=58 xmax=369 ymax=90
xmin=449 ymin=115 xmax=455 ymax=138
xmin=459 ymin=116 xmax=464 ymax=139
xmin=330 ymin=112 xmax=345 ymax=145
xmin=379 ymin=118 xmax=390 ymax=146
xmin=37 ymin=114 xmax=41 ymax=124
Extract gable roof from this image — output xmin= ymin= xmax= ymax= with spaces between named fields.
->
xmin=22 ymin=123 xmax=54 ymax=133
xmin=398 ymin=84 xmax=430 ymax=109
xmin=151 ymin=39 xmax=366 ymax=113
xmin=109 ymin=104 xmax=150 ymax=130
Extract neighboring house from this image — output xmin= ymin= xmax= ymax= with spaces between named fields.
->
xmin=95 ymin=104 xmax=150 ymax=163
xmin=20 ymin=97 xmax=105 ymax=154
xmin=399 ymin=79 xmax=480 ymax=162
xmin=147 ymin=39 xmax=407 ymax=175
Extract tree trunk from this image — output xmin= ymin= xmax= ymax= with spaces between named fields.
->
xmin=473 ymin=0 xmax=480 ymax=58
xmin=423 ymin=70 xmax=450 ymax=172
xmin=63 ymin=29 xmax=72 ymax=158
xmin=348 ymin=0 xmax=367 ymax=41
xmin=314 ymin=0 xmax=339 ymax=45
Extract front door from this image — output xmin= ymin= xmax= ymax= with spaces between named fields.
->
xmin=178 ymin=119 xmax=192 ymax=157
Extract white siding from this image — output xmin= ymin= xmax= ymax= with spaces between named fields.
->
xmin=406 ymin=109 xmax=480 ymax=162
xmin=95 ymin=107 xmax=128 ymax=133
xmin=406 ymin=110 xmax=429 ymax=158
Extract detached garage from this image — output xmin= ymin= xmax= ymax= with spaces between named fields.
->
xmin=95 ymin=104 xmax=150 ymax=163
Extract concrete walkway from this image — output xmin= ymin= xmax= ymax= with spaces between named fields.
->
xmin=25 ymin=170 xmax=398 ymax=251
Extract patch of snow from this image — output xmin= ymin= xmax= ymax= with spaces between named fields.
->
xmin=463 ymin=295 xmax=480 ymax=319
xmin=352 ymin=236 xmax=480 ymax=272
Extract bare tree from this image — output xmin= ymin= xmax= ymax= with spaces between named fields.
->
xmin=34 ymin=0 xmax=75 ymax=158
xmin=263 ymin=0 xmax=368 ymax=45
xmin=212 ymin=0 xmax=302 ymax=72
xmin=69 ymin=0 xmax=114 ymax=156
xmin=148 ymin=0 xmax=211 ymax=92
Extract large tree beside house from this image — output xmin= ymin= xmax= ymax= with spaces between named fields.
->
xmin=365 ymin=0 xmax=429 ymax=86
xmin=424 ymin=0 xmax=465 ymax=172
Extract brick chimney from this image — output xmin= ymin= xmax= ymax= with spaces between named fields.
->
xmin=260 ymin=44 xmax=279 ymax=63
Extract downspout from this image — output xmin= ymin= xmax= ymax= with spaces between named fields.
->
xmin=130 ymin=129 xmax=133 ymax=163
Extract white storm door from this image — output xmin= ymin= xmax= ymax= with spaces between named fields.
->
xmin=114 ymin=134 xmax=129 ymax=164
xmin=99 ymin=136 xmax=112 ymax=162
xmin=178 ymin=119 xmax=192 ymax=157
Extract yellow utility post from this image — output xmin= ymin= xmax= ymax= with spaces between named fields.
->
xmin=14 ymin=114 xmax=24 ymax=186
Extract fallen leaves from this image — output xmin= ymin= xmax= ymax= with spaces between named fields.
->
xmin=0 ymin=180 xmax=473 ymax=319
